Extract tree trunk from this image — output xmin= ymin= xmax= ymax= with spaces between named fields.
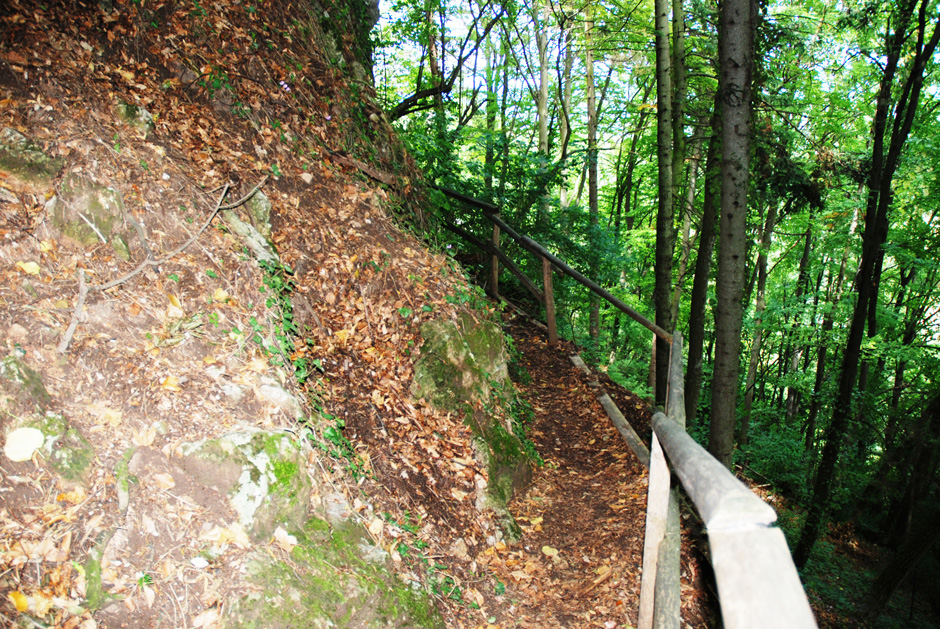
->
xmin=536 ymin=0 xmax=550 ymax=226
xmin=740 ymin=200 xmax=779 ymax=448
xmin=483 ymin=45 xmax=497 ymax=203
xmin=670 ymin=138 xmax=701 ymax=323
xmin=586 ymin=10 xmax=600 ymax=340
xmin=865 ymin=393 xmax=940 ymax=619
xmin=707 ymin=0 xmax=756 ymax=468
xmin=653 ymin=0 xmax=675 ymax=405
xmin=684 ymin=116 xmax=720 ymax=425
xmin=865 ymin=508 xmax=940 ymax=621
xmin=784 ymin=227 xmax=814 ymax=423
xmin=498 ymin=36 xmax=510 ymax=200
xmin=558 ymin=23 xmax=573 ymax=209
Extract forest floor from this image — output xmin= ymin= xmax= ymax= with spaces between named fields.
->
xmin=474 ymin=317 xmax=715 ymax=628
xmin=0 ymin=3 xmax=720 ymax=626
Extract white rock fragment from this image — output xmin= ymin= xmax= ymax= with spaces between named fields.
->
xmin=4 ymin=427 xmax=44 ymax=462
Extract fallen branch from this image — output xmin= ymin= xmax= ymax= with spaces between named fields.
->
xmin=57 ymin=269 xmax=87 ymax=354
xmin=92 ymin=176 xmax=266 ymax=292
xmin=57 ymin=176 xmax=269 ymax=354
xmin=328 ymin=153 xmax=397 ymax=186
xmin=126 ymin=213 xmax=158 ymax=272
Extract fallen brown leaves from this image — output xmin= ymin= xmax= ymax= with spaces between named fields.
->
xmin=0 ymin=1 xmax=720 ymax=628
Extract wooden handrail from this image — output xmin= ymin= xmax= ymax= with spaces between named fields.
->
xmin=434 ymin=186 xmax=672 ymax=342
xmin=640 ymin=334 xmax=817 ymax=629
xmin=440 ymin=217 xmax=544 ymax=302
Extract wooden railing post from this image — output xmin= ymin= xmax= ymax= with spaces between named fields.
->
xmin=491 ymin=215 xmax=500 ymax=298
xmin=542 ymin=256 xmax=557 ymax=345
xmin=639 ymin=333 xmax=684 ymax=629
xmin=638 ymin=432 xmax=670 ymax=629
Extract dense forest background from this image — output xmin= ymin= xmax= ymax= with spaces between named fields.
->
xmin=371 ymin=0 xmax=940 ymax=622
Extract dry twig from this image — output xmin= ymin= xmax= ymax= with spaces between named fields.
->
xmin=56 ymin=176 xmax=269 ymax=354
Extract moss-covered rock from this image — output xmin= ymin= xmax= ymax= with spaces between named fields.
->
xmin=225 ymin=517 xmax=443 ymax=628
xmin=412 ymin=312 xmax=512 ymax=410
xmin=27 ymin=411 xmax=95 ymax=486
xmin=221 ymin=210 xmax=278 ymax=264
xmin=245 ymin=190 xmax=273 ymax=240
xmin=0 ymin=355 xmax=95 ymax=485
xmin=113 ymin=99 xmax=155 ymax=138
xmin=411 ymin=313 xmax=533 ymax=542
xmin=50 ymin=173 xmax=127 ymax=250
xmin=0 ymin=126 xmax=64 ymax=189
xmin=0 ymin=354 xmax=52 ymax=414
xmin=179 ymin=429 xmax=311 ymax=541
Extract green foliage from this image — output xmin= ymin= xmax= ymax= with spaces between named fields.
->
xmin=251 ymin=259 xmax=358 ymax=473
xmin=799 ymin=536 xmax=874 ymax=621
xmin=740 ymin=419 xmax=810 ymax=500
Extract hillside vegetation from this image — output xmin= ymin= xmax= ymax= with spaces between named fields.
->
xmin=0 ymin=0 xmax=550 ymax=625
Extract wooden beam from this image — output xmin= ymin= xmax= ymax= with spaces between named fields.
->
xmin=542 ymin=256 xmax=557 ymax=345
xmin=491 ymin=218 xmax=501 ymax=298
xmin=493 ymin=211 xmax=671 ymax=342
xmin=569 ymin=355 xmax=650 ymax=466
xmin=434 ymin=186 xmax=671 ymax=342
xmin=653 ymin=413 xmax=776 ymax=529
xmin=653 ymin=490 xmax=681 ymax=629
xmin=708 ymin=528 xmax=818 ymax=628
xmin=639 ymin=433 xmax=670 ymax=629
xmin=666 ymin=331 xmax=686 ymax=426
xmin=441 ymin=218 xmax=543 ymax=303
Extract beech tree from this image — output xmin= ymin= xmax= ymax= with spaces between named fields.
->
xmin=707 ymin=0 xmax=756 ymax=468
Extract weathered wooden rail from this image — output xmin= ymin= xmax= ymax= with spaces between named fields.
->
xmin=438 ymin=187 xmax=817 ymax=628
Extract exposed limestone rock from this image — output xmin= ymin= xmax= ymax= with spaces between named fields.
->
xmin=0 ymin=355 xmax=93 ymax=485
xmin=3 ymin=427 xmax=44 ymax=462
xmin=412 ymin=311 xmax=512 ymax=409
xmin=179 ymin=429 xmax=312 ymax=541
xmin=113 ymin=99 xmax=155 ymax=138
xmin=221 ymin=209 xmax=278 ymax=264
xmin=29 ymin=411 xmax=95 ymax=487
xmin=252 ymin=373 xmax=304 ymax=419
xmin=225 ymin=517 xmax=443 ymax=629
xmin=245 ymin=190 xmax=273 ymax=240
xmin=0 ymin=354 xmax=52 ymax=414
xmin=49 ymin=173 xmax=128 ymax=253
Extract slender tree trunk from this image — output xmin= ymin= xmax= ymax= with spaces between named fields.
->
xmin=497 ymin=35 xmax=510 ymax=200
xmin=740 ymin=201 xmax=779 ymax=448
xmin=558 ymin=24 xmax=573 ymax=209
xmin=670 ymin=139 xmax=702 ymax=323
xmin=483 ymin=46 xmax=498 ymax=202
xmin=852 ymin=269 xmax=923 ymax=522
xmin=536 ymin=0 xmax=550 ymax=226
xmin=865 ymin=392 xmax=940 ymax=619
xmin=684 ymin=117 xmax=720 ymax=425
xmin=653 ymin=0 xmax=675 ymax=404
xmin=622 ymin=80 xmax=654 ymax=232
xmin=708 ymin=0 xmax=757 ymax=468
xmin=785 ymin=226 xmax=814 ymax=423
xmin=586 ymin=11 xmax=600 ymax=340
xmin=670 ymin=0 xmax=687 ymax=329
xmin=866 ymin=508 xmax=940 ymax=621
